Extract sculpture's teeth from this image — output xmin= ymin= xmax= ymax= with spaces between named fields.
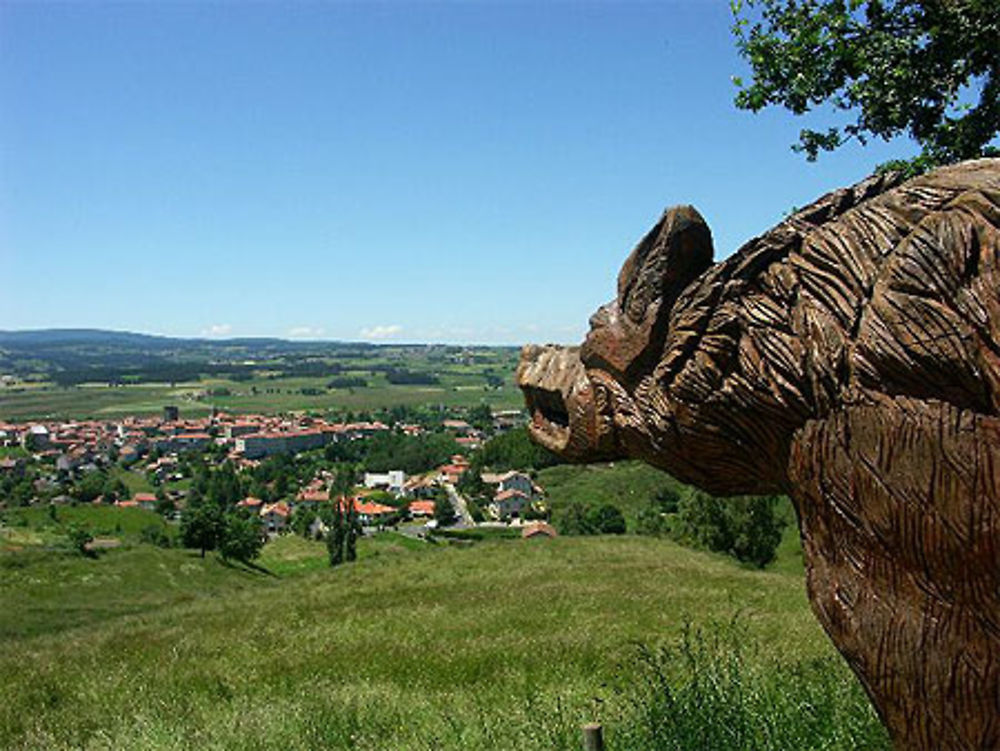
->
xmin=517 ymin=344 xmax=581 ymax=455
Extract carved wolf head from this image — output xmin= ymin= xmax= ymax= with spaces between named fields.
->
xmin=516 ymin=204 xmax=748 ymax=490
xmin=517 ymin=168 xmax=921 ymax=496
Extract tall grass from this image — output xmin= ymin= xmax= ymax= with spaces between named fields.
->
xmin=1 ymin=535 xmax=885 ymax=750
xmin=610 ymin=619 xmax=889 ymax=750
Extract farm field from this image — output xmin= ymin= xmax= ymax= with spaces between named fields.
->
xmin=0 ymin=332 xmax=524 ymax=421
xmin=0 ymin=376 xmax=524 ymax=421
xmin=0 ymin=518 xmax=887 ymax=750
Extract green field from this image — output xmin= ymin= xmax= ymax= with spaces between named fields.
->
xmin=0 ymin=339 xmax=526 ymax=421
xmin=537 ymin=461 xmax=689 ymax=523
xmin=0 ymin=512 xmax=887 ymax=750
xmin=0 ymin=373 xmax=524 ymax=421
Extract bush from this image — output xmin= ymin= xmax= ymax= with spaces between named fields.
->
xmin=554 ymin=502 xmax=626 ymax=535
xmin=673 ymin=492 xmax=786 ymax=568
xmin=635 ymin=500 xmax=670 ymax=537
xmin=219 ymin=514 xmax=264 ymax=564
xmin=66 ymin=524 xmax=93 ymax=557
xmin=140 ymin=524 xmax=172 ymax=548
xmin=553 ymin=503 xmax=594 ymax=535
xmin=588 ymin=503 xmax=626 ymax=534
xmin=327 ymin=376 xmax=367 ymax=389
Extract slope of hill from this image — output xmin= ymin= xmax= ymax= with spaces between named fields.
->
xmin=0 ymin=533 xmax=886 ymax=750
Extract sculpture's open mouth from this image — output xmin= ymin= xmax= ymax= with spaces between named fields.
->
xmin=523 ymin=383 xmax=572 ymax=452
xmin=517 ymin=345 xmax=581 ymax=455
xmin=524 ymin=385 xmax=570 ymax=428
xmin=517 ymin=343 xmax=624 ymax=461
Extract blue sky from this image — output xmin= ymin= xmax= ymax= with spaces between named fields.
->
xmin=1 ymin=1 xmax=916 ymax=345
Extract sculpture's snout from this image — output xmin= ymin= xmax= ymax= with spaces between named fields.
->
xmin=516 ymin=344 xmax=622 ymax=462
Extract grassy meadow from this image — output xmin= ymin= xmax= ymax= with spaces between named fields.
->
xmin=0 ymin=511 xmax=888 ymax=751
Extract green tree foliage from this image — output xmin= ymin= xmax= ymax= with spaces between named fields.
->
xmin=554 ymin=503 xmax=594 ymax=536
xmin=554 ymin=502 xmax=627 ymax=535
xmin=180 ymin=500 xmax=226 ymax=558
xmin=291 ymin=507 xmax=318 ymax=537
xmin=635 ymin=502 xmax=671 ymax=537
xmin=732 ymin=0 xmax=1000 ymax=168
xmin=325 ymin=431 xmax=459 ymax=474
xmin=344 ymin=502 xmax=359 ymax=562
xmin=456 ymin=466 xmax=488 ymax=499
xmin=588 ymin=503 xmax=627 ymax=534
xmin=325 ymin=498 xmax=360 ymax=566
xmin=673 ymin=491 xmax=787 ymax=568
xmin=467 ymin=403 xmax=494 ymax=432
xmin=326 ymin=508 xmax=345 ymax=566
xmin=731 ymin=495 xmax=787 ymax=568
xmin=434 ymin=495 xmax=457 ymax=526
xmin=73 ymin=470 xmax=108 ymax=504
xmin=66 ymin=524 xmax=94 ymax=557
xmin=470 ymin=427 xmax=561 ymax=473
xmin=102 ymin=476 xmax=129 ymax=504
xmin=219 ymin=513 xmax=264 ymax=564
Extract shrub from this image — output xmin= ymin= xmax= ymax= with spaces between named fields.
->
xmin=635 ymin=500 xmax=670 ymax=537
xmin=554 ymin=502 xmax=626 ymax=535
xmin=140 ymin=524 xmax=172 ymax=548
xmin=587 ymin=503 xmax=626 ymax=534
xmin=66 ymin=524 xmax=93 ymax=557
xmin=673 ymin=491 xmax=786 ymax=568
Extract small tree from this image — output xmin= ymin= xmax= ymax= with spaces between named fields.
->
xmin=344 ymin=501 xmax=359 ymax=562
xmin=219 ymin=513 xmax=264 ymax=564
xmin=66 ymin=524 xmax=94 ymax=557
xmin=673 ymin=491 xmax=787 ymax=569
xmin=433 ymin=495 xmax=456 ymax=526
xmin=636 ymin=500 xmax=671 ymax=537
xmin=326 ymin=501 xmax=346 ymax=567
xmin=675 ymin=490 xmax=736 ymax=553
xmin=180 ymin=502 xmax=226 ymax=558
xmin=291 ymin=507 xmax=317 ymax=538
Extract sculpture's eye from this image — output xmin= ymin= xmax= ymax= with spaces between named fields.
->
xmin=593 ymin=381 xmax=610 ymax=415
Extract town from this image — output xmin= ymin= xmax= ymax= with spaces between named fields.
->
xmin=0 ymin=403 xmax=557 ymax=547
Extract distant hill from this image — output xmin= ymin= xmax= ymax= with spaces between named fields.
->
xmin=0 ymin=328 xmax=320 ymax=349
xmin=0 ymin=328 xmax=517 ymax=390
xmin=0 ymin=328 xmax=176 ymax=347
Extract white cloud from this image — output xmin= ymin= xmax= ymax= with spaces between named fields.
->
xmin=360 ymin=324 xmax=403 ymax=340
xmin=201 ymin=323 xmax=232 ymax=337
xmin=288 ymin=326 xmax=325 ymax=339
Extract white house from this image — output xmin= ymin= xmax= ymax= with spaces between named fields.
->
xmin=363 ymin=470 xmax=406 ymax=495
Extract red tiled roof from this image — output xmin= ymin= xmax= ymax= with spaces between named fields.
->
xmin=495 ymin=489 xmax=529 ymax=502
xmin=261 ymin=501 xmax=291 ymax=518
xmin=355 ymin=500 xmax=396 ymax=515
xmin=408 ymin=500 xmax=435 ymax=515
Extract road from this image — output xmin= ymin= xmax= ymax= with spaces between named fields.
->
xmin=442 ymin=482 xmax=475 ymax=526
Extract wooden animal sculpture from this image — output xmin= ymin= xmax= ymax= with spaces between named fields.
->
xmin=517 ymin=159 xmax=1000 ymax=750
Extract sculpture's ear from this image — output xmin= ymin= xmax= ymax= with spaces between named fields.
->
xmin=618 ymin=205 xmax=714 ymax=324
xmin=582 ymin=205 xmax=713 ymax=380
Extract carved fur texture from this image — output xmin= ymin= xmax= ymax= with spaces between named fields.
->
xmin=518 ymin=159 xmax=1000 ymax=749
